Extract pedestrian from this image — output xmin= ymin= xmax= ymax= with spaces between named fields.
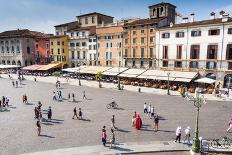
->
xmin=47 ymin=106 xmax=52 ymax=120
xmin=154 ymin=115 xmax=159 ymax=131
xmin=38 ymin=101 xmax=42 ymax=111
xmin=135 ymin=114 xmax=142 ymax=130
xmin=15 ymin=81 xmax=18 ymax=88
xmin=143 ymin=103 xmax=147 ymax=113
xmin=12 ymin=81 xmax=15 ymax=87
xmin=36 ymin=120 xmax=41 ymax=136
xmin=83 ymin=91 xmax=87 ymax=99
xmin=226 ymin=118 xmax=232 ymax=132
xmin=111 ymin=115 xmax=116 ymax=129
xmin=78 ymin=108 xmax=82 ymax=120
xmin=72 ymin=107 xmax=78 ymax=119
xmin=102 ymin=126 xmax=107 ymax=146
xmin=151 ymin=106 xmax=155 ymax=118
xmin=34 ymin=107 xmax=38 ymax=119
xmin=5 ymin=97 xmax=9 ymax=107
xmin=2 ymin=96 xmax=5 ymax=105
xmin=53 ymin=91 xmax=56 ymax=100
xmin=132 ymin=115 xmax=136 ymax=127
xmin=175 ymin=126 xmax=182 ymax=143
xmin=34 ymin=77 xmax=37 ymax=82
xmin=148 ymin=104 xmax=151 ymax=117
xmin=72 ymin=93 xmax=75 ymax=102
xmin=24 ymin=94 xmax=28 ymax=104
xmin=184 ymin=126 xmax=191 ymax=144
xmin=68 ymin=93 xmax=71 ymax=102
xmin=110 ymin=128 xmax=115 ymax=149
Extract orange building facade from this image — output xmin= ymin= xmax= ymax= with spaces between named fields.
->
xmin=96 ymin=23 xmax=123 ymax=67
xmin=35 ymin=37 xmax=51 ymax=64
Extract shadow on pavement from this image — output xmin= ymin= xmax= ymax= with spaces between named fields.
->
xmin=158 ymin=129 xmax=175 ymax=133
xmin=116 ymin=127 xmax=131 ymax=133
xmin=113 ymin=146 xmax=133 ymax=152
xmin=40 ymin=134 xmax=55 ymax=138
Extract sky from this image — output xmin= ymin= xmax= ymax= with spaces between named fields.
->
xmin=0 ymin=0 xmax=232 ymax=34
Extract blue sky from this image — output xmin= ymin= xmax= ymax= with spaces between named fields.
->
xmin=0 ymin=0 xmax=232 ymax=34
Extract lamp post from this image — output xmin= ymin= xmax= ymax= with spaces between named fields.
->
xmin=78 ymin=67 xmax=81 ymax=86
xmin=167 ymin=72 xmax=170 ymax=95
xmin=188 ymin=92 xmax=206 ymax=153
xmin=117 ymin=62 xmax=121 ymax=90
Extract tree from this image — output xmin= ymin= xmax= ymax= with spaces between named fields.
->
xmin=95 ymin=71 xmax=103 ymax=88
xmin=52 ymin=71 xmax=60 ymax=81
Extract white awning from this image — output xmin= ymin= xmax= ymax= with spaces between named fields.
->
xmin=119 ymin=68 xmax=146 ymax=78
xmin=103 ymin=67 xmax=129 ymax=76
xmin=0 ymin=65 xmax=20 ymax=69
xmin=79 ymin=66 xmax=112 ymax=74
xmin=195 ymin=77 xmax=216 ymax=84
xmin=62 ymin=66 xmax=87 ymax=73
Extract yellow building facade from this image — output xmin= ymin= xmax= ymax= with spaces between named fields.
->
xmin=49 ymin=35 xmax=69 ymax=68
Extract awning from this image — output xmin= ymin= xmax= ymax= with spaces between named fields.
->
xmin=62 ymin=66 xmax=87 ymax=73
xmin=119 ymin=68 xmax=146 ymax=78
xmin=79 ymin=66 xmax=112 ymax=74
xmin=137 ymin=70 xmax=198 ymax=82
xmin=0 ymin=65 xmax=20 ymax=69
xmin=195 ymin=77 xmax=216 ymax=84
xmin=37 ymin=63 xmax=62 ymax=71
xmin=103 ymin=67 xmax=129 ymax=76
xmin=22 ymin=65 xmax=45 ymax=71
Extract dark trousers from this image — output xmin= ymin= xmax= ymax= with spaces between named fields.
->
xmin=102 ymin=138 xmax=106 ymax=146
xmin=175 ymin=134 xmax=181 ymax=142
xmin=144 ymin=108 xmax=147 ymax=113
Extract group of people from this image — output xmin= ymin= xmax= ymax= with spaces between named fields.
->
xmin=101 ymin=126 xmax=115 ymax=149
xmin=143 ymin=103 xmax=155 ymax=118
xmin=68 ymin=91 xmax=87 ymax=102
xmin=0 ymin=96 xmax=9 ymax=111
xmin=72 ymin=107 xmax=82 ymax=120
xmin=53 ymin=91 xmax=63 ymax=101
xmin=55 ymin=81 xmax=61 ymax=89
xmin=175 ymin=126 xmax=191 ymax=144
xmin=12 ymin=80 xmax=20 ymax=88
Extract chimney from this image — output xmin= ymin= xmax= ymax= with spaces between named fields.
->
xmin=220 ymin=10 xmax=225 ymax=18
xmin=190 ymin=13 xmax=195 ymax=22
xmin=182 ymin=17 xmax=189 ymax=23
xmin=210 ymin=12 xmax=216 ymax=19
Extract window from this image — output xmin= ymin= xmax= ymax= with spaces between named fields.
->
xmin=106 ymin=52 xmax=108 ymax=59
xmin=97 ymin=43 xmax=100 ymax=48
xmin=162 ymin=32 xmax=170 ymax=38
xmin=85 ymin=17 xmax=88 ymax=24
xmin=93 ymin=39 xmax=96 ymax=42
xmin=175 ymin=61 xmax=182 ymax=68
xmin=83 ymin=51 xmax=86 ymax=59
xmin=118 ymin=51 xmax=121 ymax=57
xmin=206 ymin=61 xmax=216 ymax=69
xmin=51 ymin=42 xmax=53 ymax=46
xmin=51 ymin=49 xmax=53 ymax=54
xmin=141 ymin=29 xmax=145 ymax=34
xmin=150 ymin=29 xmax=154 ymax=33
xmin=125 ymin=39 xmax=128 ymax=44
xmin=176 ymin=45 xmax=182 ymax=59
xmin=71 ymin=33 xmax=74 ymax=37
xmin=141 ymin=48 xmax=144 ymax=58
xmin=17 ymin=46 xmax=20 ymax=52
xmin=76 ymin=32 xmax=79 ymax=36
xmin=27 ymin=46 xmax=30 ymax=54
xmin=76 ymin=42 xmax=80 ymax=47
xmin=132 ymin=31 xmax=136 ymax=35
xmin=176 ymin=32 xmax=184 ymax=38
xmin=190 ymin=61 xmax=198 ymax=68
xmin=150 ymin=37 xmax=154 ymax=43
xmin=141 ymin=38 xmax=145 ymax=44
xmin=228 ymin=28 xmax=232 ymax=34
xmin=190 ymin=45 xmax=200 ymax=59
xmin=149 ymin=61 xmax=152 ymax=68
xmin=93 ymin=45 xmax=96 ymax=50
xmin=124 ymin=31 xmax=128 ymax=35
xmin=71 ymin=51 xmax=75 ymax=59
xmin=208 ymin=29 xmax=220 ymax=36
xmin=46 ymin=43 xmax=49 ymax=48
xmin=149 ymin=48 xmax=153 ymax=58
xmin=132 ymin=48 xmax=136 ymax=58
xmin=163 ymin=61 xmax=168 ymax=67
xmin=140 ymin=60 xmax=144 ymax=67
xmin=91 ymin=16 xmax=95 ymax=24
xmin=57 ymin=48 xmax=60 ymax=54
xmin=110 ymin=43 xmax=113 ymax=47
xmin=62 ymin=42 xmax=64 ymax=45
xmin=226 ymin=44 xmax=232 ymax=60
xmin=110 ymin=52 xmax=112 ymax=59
xmin=1 ymin=46 xmax=4 ymax=52
xmin=125 ymin=49 xmax=128 ymax=57
xmin=89 ymin=39 xmax=92 ymax=42
xmin=77 ymin=51 xmax=80 ymax=59
xmin=106 ymin=43 xmax=109 ymax=48
xmin=133 ymin=38 xmax=136 ymax=44
xmin=11 ymin=46 xmax=14 ymax=52
xmin=62 ymin=49 xmax=65 ymax=53
xmin=163 ymin=46 xmax=168 ymax=59
xmin=207 ymin=45 xmax=218 ymax=59
xmin=82 ymin=42 xmax=86 ymax=46
xmin=89 ymin=45 xmax=92 ymax=50
xmin=36 ymin=44 xmax=39 ymax=48
xmin=6 ymin=46 xmax=9 ymax=52
xmin=70 ymin=43 xmax=75 ymax=47
xmin=57 ymin=41 xmax=60 ymax=45
xmin=191 ymin=30 xmax=201 ymax=37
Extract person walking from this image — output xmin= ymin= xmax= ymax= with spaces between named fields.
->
xmin=111 ymin=115 xmax=116 ymax=129
xmin=36 ymin=120 xmax=41 ymax=136
xmin=143 ymin=103 xmax=147 ymax=113
xmin=78 ymin=108 xmax=82 ymax=120
xmin=68 ymin=93 xmax=71 ymax=102
xmin=15 ymin=81 xmax=18 ymax=88
xmin=83 ymin=91 xmax=87 ymax=99
xmin=102 ymin=126 xmax=107 ymax=147
xmin=53 ymin=91 xmax=56 ymax=100
xmin=154 ymin=115 xmax=159 ymax=131
xmin=151 ymin=106 xmax=155 ymax=118
xmin=184 ymin=126 xmax=191 ymax=144
xmin=12 ymin=81 xmax=15 ymax=87
xmin=72 ymin=93 xmax=75 ymax=102
xmin=5 ymin=97 xmax=9 ymax=107
xmin=109 ymin=128 xmax=115 ymax=149
xmin=47 ymin=106 xmax=52 ymax=120
xmin=175 ymin=126 xmax=182 ymax=143
xmin=226 ymin=118 xmax=232 ymax=132
xmin=72 ymin=107 xmax=78 ymax=119
xmin=148 ymin=104 xmax=151 ymax=118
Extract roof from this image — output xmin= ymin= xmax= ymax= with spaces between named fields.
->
xmin=76 ymin=12 xmax=114 ymax=18
xmin=54 ymin=21 xmax=79 ymax=28
xmin=148 ymin=2 xmax=176 ymax=9
xmin=0 ymin=29 xmax=46 ymax=38
xmin=119 ymin=68 xmax=146 ymax=78
xmin=160 ymin=17 xmax=232 ymax=30
xmin=124 ymin=18 xmax=164 ymax=26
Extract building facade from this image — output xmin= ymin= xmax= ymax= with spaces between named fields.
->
xmin=0 ymin=29 xmax=45 ymax=66
xmin=96 ymin=22 xmax=123 ymax=67
xmin=50 ymin=35 xmax=69 ymax=68
xmin=122 ymin=3 xmax=175 ymax=68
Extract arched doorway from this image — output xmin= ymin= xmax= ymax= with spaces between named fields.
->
xmin=206 ymin=73 xmax=216 ymax=80
xmin=17 ymin=60 xmax=21 ymax=66
xmin=224 ymin=74 xmax=232 ymax=88
xmin=7 ymin=60 xmax=11 ymax=65
xmin=12 ymin=60 xmax=16 ymax=65
xmin=2 ymin=60 xmax=6 ymax=65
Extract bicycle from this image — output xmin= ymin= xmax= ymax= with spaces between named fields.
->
xmin=107 ymin=101 xmax=118 ymax=109
xmin=210 ymin=136 xmax=231 ymax=149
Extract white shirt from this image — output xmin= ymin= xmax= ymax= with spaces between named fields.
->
xmin=185 ymin=128 xmax=190 ymax=135
xmin=144 ymin=104 xmax=147 ymax=109
xmin=148 ymin=105 xmax=151 ymax=112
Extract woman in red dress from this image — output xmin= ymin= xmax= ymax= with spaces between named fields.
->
xmin=135 ymin=114 xmax=142 ymax=130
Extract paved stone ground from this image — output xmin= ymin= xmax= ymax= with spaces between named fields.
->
xmin=0 ymin=77 xmax=231 ymax=155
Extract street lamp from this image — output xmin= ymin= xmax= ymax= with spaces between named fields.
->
xmin=187 ymin=92 xmax=206 ymax=153
xmin=78 ymin=67 xmax=81 ymax=86
xmin=167 ymin=72 xmax=170 ymax=95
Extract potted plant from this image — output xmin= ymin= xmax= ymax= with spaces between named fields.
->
xmin=95 ymin=71 xmax=103 ymax=88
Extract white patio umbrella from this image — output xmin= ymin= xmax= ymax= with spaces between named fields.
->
xmin=195 ymin=77 xmax=216 ymax=84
